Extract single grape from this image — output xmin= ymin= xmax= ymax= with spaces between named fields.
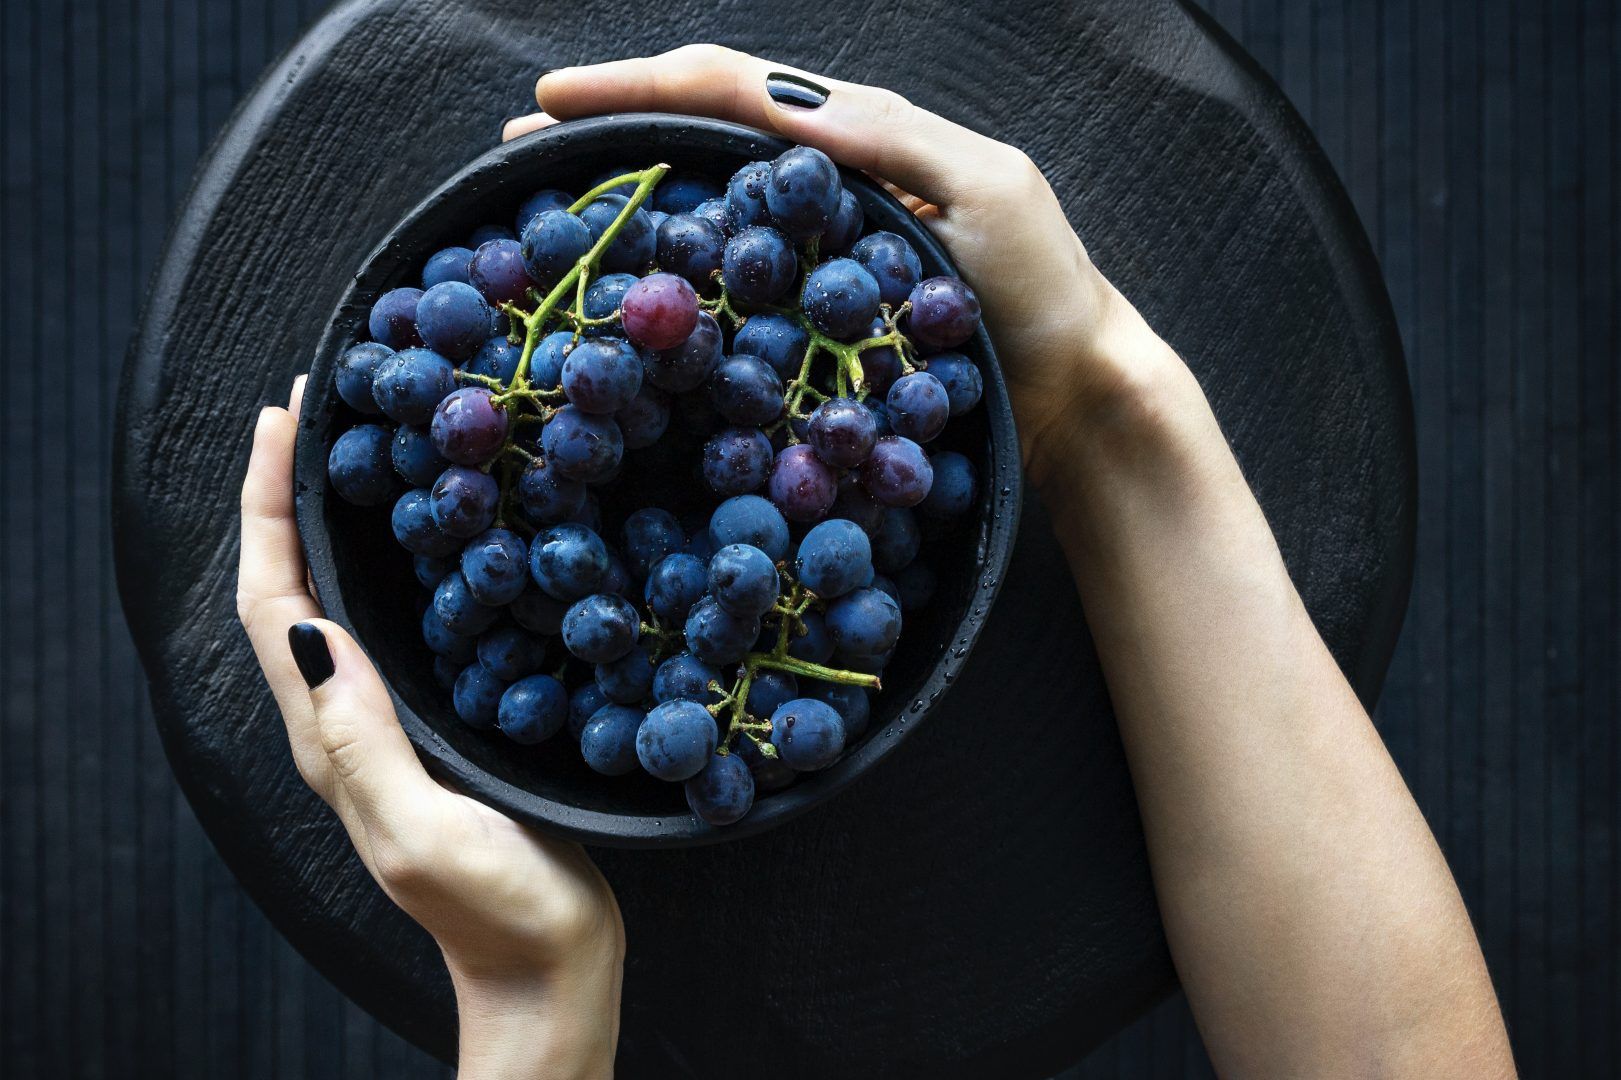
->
xmin=432 ymin=655 xmax=461 ymax=689
xmin=422 ymin=605 xmax=476 ymax=663
xmin=764 ymin=146 xmax=841 ymax=239
xmin=684 ymin=596 xmax=761 ymax=666
xmin=416 ymin=281 xmax=493 ymax=361
xmin=807 ymin=397 xmax=878 ymax=469
xmin=434 ymin=570 xmax=501 ymax=636
xmin=685 ymin=525 xmax=718 ymax=563
xmin=498 ymin=674 xmax=568 ymax=744
xmin=540 ymin=405 xmax=624 ymax=483
xmin=781 ymin=608 xmax=833 ymax=664
xmin=580 ymin=704 xmax=646 ymax=775
xmin=708 ymin=544 xmax=780 ymax=620
xmin=520 ymin=330 xmax=571 ymax=390
xmin=636 ymin=700 xmax=719 ymax=781
xmin=825 ymin=586 xmax=902 ymax=657
xmin=692 ymin=197 xmax=734 ymax=236
xmin=461 ymin=528 xmax=529 ymax=606
xmin=578 ymin=194 xmax=656 ymax=273
xmin=885 ymin=371 xmax=950 ymax=443
xmin=568 ymin=683 xmax=611 ymax=740
xmin=561 ymin=336 xmax=643 ymax=414
xmin=684 ymin=752 xmax=755 ymax=826
xmin=746 ymin=670 xmax=798 ymax=719
xmin=818 ymin=189 xmax=864 ymax=254
xmin=422 ymin=246 xmax=475 ymax=288
xmin=515 ymin=457 xmax=586 ymax=524
xmin=515 ymin=188 xmax=574 ymax=236
xmin=464 ymin=335 xmax=522 ymax=384
xmin=413 ymin=553 xmax=454 ymax=590
xmin=596 ymin=644 xmax=654 ymax=704
xmin=701 ymin=426 xmax=773 ymax=497
xmin=561 ymin=593 xmax=639 ymax=664
xmin=580 ymin=272 xmax=638 ymax=334
xmin=468 ymin=239 xmax=532 ymax=306
xmin=724 ymin=160 xmax=772 ymax=231
xmin=327 ymin=424 xmax=399 ymax=506
xmin=796 ymin=519 xmax=873 ymax=599
xmin=335 ymin=341 xmax=392 ymax=414
xmin=829 ymin=479 xmax=885 ymax=535
xmin=906 ymin=276 xmax=982 ymax=348
xmin=620 ymin=273 xmax=699 ymax=351
xmin=511 ymin=586 xmax=568 ymax=636
xmin=368 ymin=287 xmax=424 ymax=349
xmin=709 ymin=495 xmax=790 ymax=563
xmin=453 ymin=664 xmax=507 ymax=729
xmin=922 ymin=352 xmax=983 ymax=416
xmin=615 ymin=385 xmax=671 ymax=449
xmin=618 ymin=508 xmax=680 ymax=579
xmin=869 ymin=507 xmax=922 ymax=573
xmin=768 ymin=698 xmax=845 ymax=770
xmin=652 ymin=652 xmax=722 ymax=705
xmin=654 ymin=172 xmax=724 ymax=215
xmin=529 ymin=522 xmax=610 ymax=602
xmin=892 ymin=561 xmax=937 ymax=612
xmin=644 ymin=553 xmax=709 ymax=622
xmin=645 ymin=209 xmax=670 ymax=232
xmin=391 ymin=488 xmax=462 ymax=557
xmin=468 ymin=223 xmax=516 ymax=247
xmin=870 ymin=573 xmax=900 ymax=607
xmin=655 ymin=213 xmax=726 ymax=289
xmin=373 ymin=347 xmax=456 ymax=425
xmin=429 ymin=465 xmax=499 ymax=537
xmin=861 ymin=436 xmax=934 ymax=507
xmin=708 ymin=355 xmax=783 ymax=426
xmin=732 ymin=313 xmax=808 ymax=381
xmin=429 ymin=386 xmax=509 ymax=465
xmin=850 ymin=231 xmax=922 ymax=307
xmin=722 ymin=226 xmax=797 ymax=304
xmin=801 ymin=258 xmax=881 ymax=339
xmin=768 ymin=444 xmax=838 ymax=522
xmin=803 ymin=680 xmax=872 ymax=740
xmin=864 ymin=397 xmax=894 ymax=438
xmin=520 ymin=208 xmax=593 ymax=287
xmin=643 ymin=310 xmax=723 ymax=392
xmin=477 ymin=623 xmax=547 ymax=681
xmin=918 ymin=450 xmax=977 ymax=518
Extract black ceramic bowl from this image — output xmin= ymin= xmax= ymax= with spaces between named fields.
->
xmin=294 ymin=114 xmax=1022 ymax=848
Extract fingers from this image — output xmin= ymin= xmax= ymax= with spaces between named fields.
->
xmin=502 ymin=112 xmax=558 ymax=142
xmin=535 ymin=45 xmax=1012 ymax=209
xmin=238 ymin=393 xmax=321 ymax=683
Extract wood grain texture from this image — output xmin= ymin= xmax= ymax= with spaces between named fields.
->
xmin=0 ymin=0 xmax=1610 ymax=1078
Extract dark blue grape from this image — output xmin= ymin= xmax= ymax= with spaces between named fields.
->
xmin=652 ymin=652 xmax=722 ymax=706
xmin=765 ymin=146 xmax=841 ymax=240
xmin=701 ymin=426 xmax=773 ymax=497
xmin=578 ymin=194 xmax=656 ymax=273
xmin=581 ymin=272 xmax=638 ymax=333
xmin=413 ymin=553 xmax=454 ymax=590
xmin=515 ymin=188 xmax=574 ymax=235
xmin=801 ymin=258 xmax=881 ymax=339
xmin=708 ymin=544 xmax=780 ymax=620
xmin=417 ymin=281 xmax=494 ymax=361
xmin=461 ymin=528 xmax=529 ymax=606
xmin=684 ymin=596 xmax=761 ymax=666
xmin=614 ymin=385 xmax=671 ymax=449
xmin=732 ymin=313 xmax=808 ymax=381
xmin=468 ymin=239 xmax=533 ymax=307
xmin=870 ymin=507 xmax=921 ymax=574
xmin=643 ymin=310 xmax=722 ymax=392
xmin=568 ymin=683 xmax=610 ymax=740
xmin=465 ymin=336 xmax=522 ymax=384
xmin=803 ymin=680 xmax=871 ymax=740
xmin=782 ymin=608 xmax=832 ymax=664
xmin=327 ymin=424 xmax=399 ymax=506
xmin=567 ymin=491 xmax=603 ymax=532
xmin=528 ymin=330 xmax=574 ymax=389
xmin=655 ymin=213 xmax=726 ymax=290
xmin=830 ymin=479 xmax=885 ymax=536
xmin=885 ymin=372 xmax=950 ymax=443
xmin=368 ymin=287 xmax=424 ymax=349
xmin=858 ymin=319 xmax=903 ymax=395
xmin=580 ymin=704 xmax=645 ymax=775
xmin=516 ymin=456 xmax=587 ymax=524
xmin=477 ymin=623 xmax=546 ymax=681
xmin=562 ymin=593 xmax=639 ymax=664
xmin=797 ymin=519 xmax=873 ymax=599
xmin=520 ymin=208 xmax=592 ymax=287
xmin=768 ymin=444 xmax=838 ymax=522
xmin=722 ymin=226 xmax=797 ymax=304
xmin=734 ymin=734 xmax=796 ymax=792
xmin=654 ymin=172 xmax=724 ymax=215
xmin=540 ymin=405 xmax=623 ymax=483
xmin=430 ymin=386 xmax=509 ymax=465
xmin=336 ymin=341 xmax=392 ymax=414
xmin=807 ymin=397 xmax=878 ymax=469
xmin=429 ymin=466 xmax=499 ymax=538
xmin=850 ymin=231 xmax=922 ymax=307
xmin=392 ymin=488 xmax=461 ymax=557
xmin=745 ymin=670 xmax=798 ymax=719
xmin=710 ymin=354 xmax=784 ymax=425
xmin=562 ymin=336 xmax=643 ymax=414
xmin=870 ymin=572 xmax=900 ymax=607
xmin=861 ymin=436 xmax=934 ymax=508
xmin=768 ymin=697 xmax=845 ymax=770
xmin=818 ymin=189 xmax=864 ymax=254
xmin=622 ymin=508 xmax=683 ymax=578
xmin=595 ymin=644 xmax=653 ymax=704
xmin=825 ymin=587 xmax=902 ymax=657
xmin=922 ymin=352 xmax=983 ymax=416
xmin=432 ymin=655 xmax=461 ymax=689
xmin=919 ymin=450 xmax=976 ymax=518
xmin=636 ymin=700 xmax=719 ymax=781
xmin=498 ymin=674 xmax=568 ymax=744
xmin=906 ymin=276 xmax=981 ymax=348
xmin=692 ymin=197 xmax=733 ymax=236
xmin=373 ymin=347 xmax=456 ymax=425
xmin=892 ymin=561 xmax=937 ymax=612
xmin=434 ymin=570 xmax=501 ymax=636
xmin=529 ymin=523 xmax=609 ymax=601
xmin=423 ymin=246 xmax=475 ymax=288
xmin=644 ymin=553 xmax=708 ymax=622
xmin=724 ymin=160 xmax=772 ymax=231
xmin=422 ymin=604 xmax=476 ymax=663
xmin=511 ymin=586 xmax=568 ymax=636
xmin=685 ymin=526 xmax=718 ymax=563
xmin=684 ymin=752 xmax=755 ymax=825
xmin=709 ymin=495 xmax=790 ymax=563
xmin=453 ymin=664 xmax=507 ymax=729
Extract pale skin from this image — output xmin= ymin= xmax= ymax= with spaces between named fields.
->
xmin=238 ymin=44 xmax=1515 ymax=1078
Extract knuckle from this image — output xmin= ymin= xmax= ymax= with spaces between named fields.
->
xmin=994 ymin=146 xmax=1044 ymax=192
xmin=371 ymin=832 xmax=437 ymax=895
xmin=673 ymin=42 xmax=736 ymax=68
xmin=869 ymin=87 xmax=914 ymax=126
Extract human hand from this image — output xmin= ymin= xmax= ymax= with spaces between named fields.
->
xmin=236 ymin=377 xmax=623 ymax=1080
xmin=503 ymin=44 xmax=1181 ymax=487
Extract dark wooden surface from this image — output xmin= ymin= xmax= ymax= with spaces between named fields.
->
xmin=0 ymin=5 xmax=1613 ymax=1080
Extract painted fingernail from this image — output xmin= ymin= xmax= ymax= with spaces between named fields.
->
xmin=288 ymin=622 xmax=335 ymax=690
xmin=766 ymin=72 xmax=829 ymax=110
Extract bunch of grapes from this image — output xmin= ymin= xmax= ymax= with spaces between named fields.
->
xmin=325 ymin=146 xmax=986 ymax=826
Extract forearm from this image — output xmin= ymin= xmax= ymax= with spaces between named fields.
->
xmin=1035 ymin=286 xmax=1512 ymax=1077
xmin=451 ymin=959 xmax=621 ymax=1080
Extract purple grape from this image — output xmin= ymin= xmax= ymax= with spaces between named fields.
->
xmin=801 ymin=258 xmax=881 ymax=339
xmin=541 ymin=405 xmax=624 ymax=483
xmin=414 ymin=553 xmax=454 ymax=590
xmin=807 ymin=397 xmax=878 ymax=468
xmin=430 ymin=386 xmax=509 ymax=465
xmin=709 ymin=495 xmax=789 ymax=563
xmin=684 ymin=596 xmax=761 ymax=666
xmin=858 ymin=318 xmax=904 ymax=394
xmin=580 ymin=704 xmax=645 ymax=774
xmin=708 ymin=544 xmax=780 ymax=620
xmin=830 ymin=478 xmax=885 ymax=535
xmin=652 ymin=652 xmax=722 ymax=706
xmin=702 ymin=426 xmax=773 ymax=496
xmin=335 ymin=341 xmax=392 ymax=414
xmin=768 ymin=445 xmax=838 ymax=522
xmin=850 ymin=231 xmax=922 ymax=307
xmin=498 ymin=674 xmax=569 ymax=744
xmin=885 ymin=371 xmax=950 ymax=443
xmin=745 ymin=670 xmax=799 ymax=720
xmin=860 ymin=436 xmax=934 ymax=508
xmin=710 ymin=354 xmax=784 ymax=425
xmin=561 ymin=336 xmax=643 ymax=414
xmin=596 ymin=645 xmax=655 ymax=705
xmin=568 ymin=683 xmax=611 ymax=740
xmin=692 ymin=197 xmax=734 ymax=236
xmin=922 ymin=352 xmax=983 ymax=416
xmin=906 ymin=276 xmax=981 ymax=348
xmin=423 ymin=605 xmax=476 ymax=662
xmin=516 ymin=457 xmax=587 ymax=524
xmin=623 ymin=508 xmax=684 ymax=578
xmin=430 ymin=465 xmax=500 ymax=537
xmin=529 ymin=330 xmax=574 ymax=389
xmin=803 ymin=680 xmax=872 ymax=740
xmin=644 ymin=310 xmax=723 ymax=392
xmin=368 ymin=287 xmax=424 ymax=349
xmin=581 ymin=272 xmax=638 ymax=333
xmin=786 ymin=608 xmax=834 ymax=664
xmin=655 ymin=213 xmax=726 ymax=290
xmin=796 ymin=519 xmax=872 ymax=599
xmin=468 ymin=239 xmax=533 ymax=307
xmin=621 ymin=273 xmax=699 ymax=351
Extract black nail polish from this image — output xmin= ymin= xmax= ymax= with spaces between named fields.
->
xmin=766 ymin=72 xmax=829 ymax=110
xmin=288 ymin=622 xmax=335 ymax=690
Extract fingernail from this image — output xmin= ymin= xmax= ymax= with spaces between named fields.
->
xmin=288 ymin=622 xmax=335 ymax=690
xmin=766 ymin=72 xmax=828 ymax=110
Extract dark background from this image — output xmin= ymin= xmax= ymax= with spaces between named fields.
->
xmin=1 ymin=0 xmax=1615 ymax=1077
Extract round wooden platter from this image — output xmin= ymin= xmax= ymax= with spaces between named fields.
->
xmin=113 ymin=2 xmax=1413 ymax=1075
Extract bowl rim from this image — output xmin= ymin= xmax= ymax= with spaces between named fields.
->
xmin=294 ymin=112 xmax=1023 ymax=848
